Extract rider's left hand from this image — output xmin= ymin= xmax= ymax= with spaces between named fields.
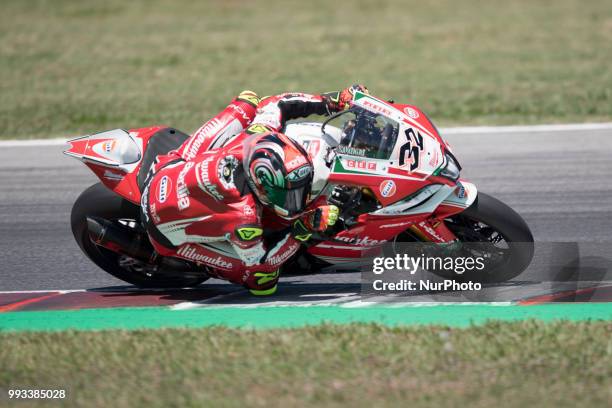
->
xmin=338 ymin=84 xmax=368 ymax=110
xmin=324 ymin=84 xmax=369 ymax=112
xmin=305 ymin=205 xmax=339 ymax=232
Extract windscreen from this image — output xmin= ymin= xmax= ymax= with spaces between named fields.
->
xmin=325 ymin=107 xmax=399 ymax=159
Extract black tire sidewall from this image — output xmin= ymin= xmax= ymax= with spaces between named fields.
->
xmin=71 ymin=183 xmax=206 ymax=288
xmin=454 ymin=192 xmax=535 ymax=283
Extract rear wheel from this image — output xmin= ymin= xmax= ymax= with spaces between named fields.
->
xmin=71 ymin=183 xmax=208 ymax=288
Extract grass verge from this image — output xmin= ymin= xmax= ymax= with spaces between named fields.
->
xmin=1 ymin=320 xmax=611 ymax=407
xmin=1 ymin=0 xmax=611 ymax=139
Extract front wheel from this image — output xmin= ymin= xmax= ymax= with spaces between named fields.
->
xmin=443 ymin=192 xmax=534 ymax=283
xmin=71 ymin=183 xmax=209 ymax=288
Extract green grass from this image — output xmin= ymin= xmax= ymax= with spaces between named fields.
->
xmin=1 ymin=321 xmax=611 ymax=407
xmin=1 ymin=0 xmax=611 ymax=139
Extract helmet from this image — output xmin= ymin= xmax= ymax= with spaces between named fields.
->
xmin=243 ymin=132 xmax=314 ymax=219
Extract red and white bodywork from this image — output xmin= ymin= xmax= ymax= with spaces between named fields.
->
xmin=284 ymin=91 xmax=477 ymax=265
xmin=64 ymin=91 xmax=477 ymax=272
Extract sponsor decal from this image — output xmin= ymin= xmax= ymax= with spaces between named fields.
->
xmin=217 ymin=156 xmax=238 ymax=190
xmin=195 ymin=157 xmax=224 ymax=201
xmin=337 ymin=145 xmax=366 ymax=156
xmin=301 ymin=139 xmax=321 ymax=158
xmin=335 ymin=235 xmax=385 ymax=247
xmin=243 ymin=205 xmax=255 ymax=217
xmin=380 ymin=180 xmax=397 ymax=198
xmin=103 ymin=140 xmax=117 ymax=153
xmin=140 ymin=183 xmax=150 ymax=223
xmin=403 ymin=107 xmax=420 ymax=119
xmin=185 ymin=118 xmax=224 ymax=160
xmin=286 ymin=155 xmax=307 ymax=170
xmin=236 ymin=226 xmax=263 ymax=241
xmin=176 ymin=162 xmax=194 ymax=211
xmin=346 ymin=159 xmax=376 ymax=171
xmin=177 ymin=245 xmax=233 ymax=270
xmin=149 ymin=203 xmax=160 ymax=223
xmin=362 ymin=99 xmax=393 ymax=116
xmin=455 ymin=183 xmax=466 ymax=199
xmin=229 ymin=103 xmax=251 ymax=122
xmin=417 ymin=221 xmax=445 ymax=242
xmin=379 ymin=221 xmax=413 ymax=229
xmin=267 ymin=242 xmax=300 ymax=266
xmin=287 ymin=165 xmax=311 ymax=182
xmin=157 ymin=176 xmax=171 ymax=203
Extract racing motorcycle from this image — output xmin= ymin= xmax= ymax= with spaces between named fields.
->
xmin=65 ymin=91 xmax=534 ymax=288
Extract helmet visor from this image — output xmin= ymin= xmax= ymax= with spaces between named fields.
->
xmin=265 ymin=175 xmax=312 ymax=218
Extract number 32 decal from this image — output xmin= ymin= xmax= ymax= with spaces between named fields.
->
xmin=399 ymin=128 xmax=423 ymax=171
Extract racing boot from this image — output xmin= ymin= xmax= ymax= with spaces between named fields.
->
xmin=247 ymin=269 xmax=280 ymax=296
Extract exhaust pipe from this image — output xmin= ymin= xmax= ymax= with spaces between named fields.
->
xmin=86 ymin=217 xmax=204 ymax=274
xmin=87 ymin=216 xmax=157 ymax=263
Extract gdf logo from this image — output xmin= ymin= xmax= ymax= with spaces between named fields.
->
xmin=379 ymin=180 xmax=396 ymax=198
xmin=157 ymin=176 xmax=172 ymax=203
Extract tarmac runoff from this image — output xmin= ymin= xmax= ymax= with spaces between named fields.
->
xmin=0 ymin=285 xmax=610 ymax=332
xmin=0 ymin=123 xmax=610 ymax=331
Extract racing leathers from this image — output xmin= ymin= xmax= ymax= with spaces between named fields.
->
xmin=140 ymin=88 xmax=359 ymax=295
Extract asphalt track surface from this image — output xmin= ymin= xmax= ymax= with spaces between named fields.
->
xmin=1 ymin=126 xmax=611 ymax=307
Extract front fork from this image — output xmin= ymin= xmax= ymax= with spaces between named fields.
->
xmin=408 ymin=218 xmax=458 ymax=244
xmin=409 ymin=180 xmax=478 ymax=244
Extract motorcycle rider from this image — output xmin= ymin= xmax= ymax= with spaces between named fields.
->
xmin=141 ymin=85 xmax=368 ymax=295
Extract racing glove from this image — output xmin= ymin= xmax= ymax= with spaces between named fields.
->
xmin=305 ymin=205 xmax=339 ymax=232
xmin=323 ymin=84 xmax=369 ymax=112
xmin=291 ymin=205 xmax=339 ymax=242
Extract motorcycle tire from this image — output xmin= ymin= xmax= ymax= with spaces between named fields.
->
xmin=443 ymin=192 xmax=535 ymax=283
xmin=71 ymin=183 xmax=208 ymax=288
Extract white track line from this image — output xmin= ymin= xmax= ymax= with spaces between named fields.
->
xmin=441 ymin=122 xmax=612 ymax=135
xmin=0 ymin=288 xmax=199 ymax=294
xmin=0 ymin=138 xmax=68 ymax=147
xmin=1 ymin=122 xmax=611 ymax=147
xmin=0 ymin=289 xmax=85 ymax=294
